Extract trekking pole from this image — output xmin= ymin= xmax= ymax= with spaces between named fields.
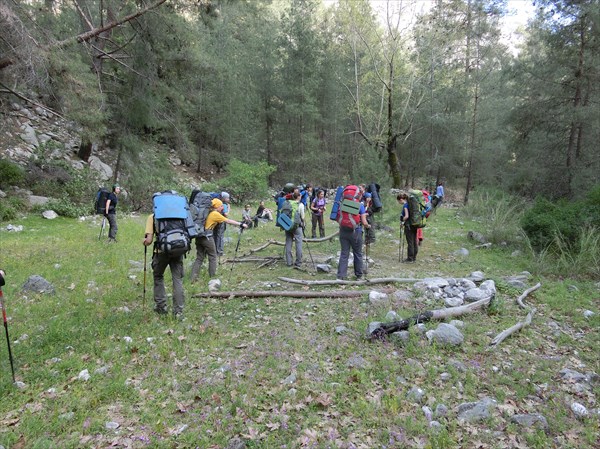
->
xmin=143 ymin=245 xmax=147 ymax=306
xmin=98 ymin=216 xmax=106 ymax=240
xmin=0 ymin=288 xmax=16 ymax=383
xmin=301 ymin=226 xmax=316 ymax=270
xmin=228 ymin=225 xmax=244 ymax=281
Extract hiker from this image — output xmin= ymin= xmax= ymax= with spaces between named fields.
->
xmin=105 ymin=184 xmax=121 ymax=242
xmin=397 ymin=193 xmax=418 ymax=263
xmin=434 ymin=181 xmax=444 ymax=208
xmin=417 ymin=189 xmax=432 ymax=245
xmin=255 ymin=200 xmax=273 ymax=224
xmin=363 ymin=192 xmax=376 ymax=245
xmin=242 ymin=204 xmax=254 ymax=228
xmin=310 ymin=189 xmax=327 ymax=238
xmin=300 ymin=184 xmax=312 ymax=208
xmin=0 ymin=269 xmax=5 ymax=287
xmin=336 ymin=186 xmax=371 ymax=280
xmin=193 ymin=198 xmax=248 ymax=280
xmin=285 ymin=191 xmax=305 ymax=267
xmin=213 ymin=191 xmax=230 ymax=256
xmin=143 ymin=212 xmax=186 ymax=319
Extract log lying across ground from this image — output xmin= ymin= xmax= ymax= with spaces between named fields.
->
xmin=194 ymin=288 xmax=395 ymax=299
xmin=369 ymin=295 xmax=493 ymax=339
xmin=279 ymin=277 xmax=420 ymax=286
xmin=239 ymin=232 xmax=340 ymax=258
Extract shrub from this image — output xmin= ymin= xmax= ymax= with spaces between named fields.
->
xmin=0 ymin=196 xmax=27 ymax=222
xmin=41 ymin=198 xmax=90 ymax=218
xmin=0 ymin=159 xmax=26 ymax=189
xmin=218 ymin=159 xmax=276 ymax=203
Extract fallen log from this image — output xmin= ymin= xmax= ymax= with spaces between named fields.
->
xmin=488 ymin=308 xmax=536 ymax=349
xmin=193 ymin=289 xmax=393 ymax=299
xmin=369 ymin=295 xmax=493 ymax=339
xmin=225 ymin=257 xmax=282 ymax=263
xmin=303 ymin=231 xmax=339 ymax=243
xmin=279 ymin=277 xmax=420 ymax=286
xmin=240 ymin=232 xmax=340 ymax=258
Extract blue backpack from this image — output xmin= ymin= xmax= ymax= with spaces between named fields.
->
xmin=153 ymin=191 xmax=198 ymax=257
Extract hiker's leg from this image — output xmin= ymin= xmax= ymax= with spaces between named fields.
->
xmin=352 ymin=230 xmax=364 ymax=277
xmin=311 ymin=214 xmax=318 ymax=238
xmin=294 ymin=227 xmax=303 ymax=266
xmin=152 ymin=253 xmax=169 ymax=312
xmin=170 ymin=256 xmax=185 ymax=315
xmin=285 ymin=231 xmax=293 ymax=266
xmin=405 ymin=226 xmax=417 ymax=260
xmin=107 ymin=213 xmax=118 ymax=240
xmin=191 ymin=238 xmax=204 ymax=282
xmin=318 ymin=215 xmax=325 ymax=238
xmin=337 ymin=228 xmax=352 ymax=279
xmin=204 ymin=237 xmax=218 ymax=277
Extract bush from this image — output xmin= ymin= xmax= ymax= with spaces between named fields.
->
xmin=0 ymin=159 xmax=26 ymax=189
xmin=41 ymin=198 xmax=90 ymax=218
xmin=0 ymin=197 xmax=27 ymax=222
xmin=218 ymin=159 xmax=276 ymax=203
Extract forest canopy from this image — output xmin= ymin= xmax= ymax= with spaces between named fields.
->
xmin=0 ymin=0 xmax=598 ymax=200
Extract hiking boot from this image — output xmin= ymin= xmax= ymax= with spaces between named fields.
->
xmin=402 ymin=258 xmax=415 ymax=263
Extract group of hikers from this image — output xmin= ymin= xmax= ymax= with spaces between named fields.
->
xmin=97 ymin=181 xmax=444 ymax=320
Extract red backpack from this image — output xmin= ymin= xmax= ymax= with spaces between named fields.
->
xmin=337 ymin=185 xmax=361 ymax=229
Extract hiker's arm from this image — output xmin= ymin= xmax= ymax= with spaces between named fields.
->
xmin=225 ymin=218 xmax=248 ymax=229
xmin=143 ymin=215 xmax=154 ymax=245
xmin=143 ymin=233 xmax=154 ymax=246
xmin=105 ymin=199 xmax=111 ymax=215
xmin=361 ymin=213 xmax=370 ymax=228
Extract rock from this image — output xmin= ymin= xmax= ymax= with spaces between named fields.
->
xmin=457 ymin=397 xmax=497 ymax=422
xmin=42 ymin=210 xmax=58 ymax=219
xmin=467 ymin=271 xmax=485 ymax=282
xmin=444 ymin=297 xmax=464 ymax=307
xmin=88 ymin=156 xmax=113 ymax=181
xmin=226 ymin=437 xmax=246 ymax=449
xmin=571 ymin=402 xmax=588 ymax=418
xmin=467 ymin=231 xmax=487 ymax=244
xmin=335 ymin=325 xmax=350 ymax=335
xmin=480 ymin=279 xmax=496 ymax=296
xmin=78 ymin=369 xmax=90 ymax=381
xmin=22 ymin=275 xmax=55 ymax=294
xmin=105 ymin=421 xmax=120 ymax=430
xmin=19 ymin=123 xmax=39 ymax=147
xmin=316 ymin=264 xmax=331 ymax=273
xmin=465 ymin=288 xmax=491 ymax=303
xmin=369 ymin=291 xmax=388 ymax=303
xmin=510 ymin=413 xmax=549 ymax=429
xmin=346 ymin=354 xmax=369 ymax=369
xmin=583 ymin=310 xmax=595 ymax=318
xmin=208 ymin=279 xmax=221 ymax=292
xmin=390 ymin=331 xmax=410 ymax=344
xmin=414 ymin=277 xmax=449 ymax=290
xmin=6 ymin=224 xmax=24 ymax=232
xmin=385 ymin=311 xmax=399 ymax=321
xmin=453 ymin=248 xmax=469 ymax=257
xmin=407 ymin=386 xmax=425 ymax=403
xmin=427 ymin=323 xmax=464 ymax=346
xmin=393 ymin=290 xmax=414 ymax=301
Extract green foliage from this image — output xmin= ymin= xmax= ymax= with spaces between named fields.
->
xmin=218 ymin=159 xmax=276 ymax=203
xmin=41 ymin=198 xmax=90 ymax=218
xmin=0 ymin=158 xmax=26 ymax=189
xmin=462 ymin=187 xmax=526 ymax=245
xmin=0 ymin=196 xmax=26 ymax=222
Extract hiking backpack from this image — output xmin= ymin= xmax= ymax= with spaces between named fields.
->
xmin=421 ymin=190 xmax=433 ymax=218
xmin=189 ymin=190 xmax=214 ymax=238
xmin=94 ymin=187 xmax=110 ymax=215
xmin=329 ymin=186 xmax=344 ymax=221
xmin=337 ymin=185 xmax=362 ymax=229
xmin=277 ymin=199 xmax=302 ymax=231
xmin=408 ymin=189 xmax=428 ymax=229
xmin=152 ymin=191 xmax=198 ymax=257
xmin=366 ymin=183 xmax=383 ymax=213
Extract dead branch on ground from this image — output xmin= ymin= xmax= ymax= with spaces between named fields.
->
xmin=369 ymin=295 xmax=493 ymax=339
xmin=194 ymin=289 xmax=395 ymax=299
xmin=488 ymin=282 xmax=542 ymax=349
xmin=279 ymin=277 xmax=420 ymax=286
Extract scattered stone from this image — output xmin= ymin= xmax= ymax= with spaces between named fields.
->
xmin=29 ymin=195 xmax=50 ymax=206
xmin=208 ymin=279 xmax=222 ymax=292
xmin=22 ymin=275 xmax=55 ymax=294
xmin=426 ymin=323 xmax=464 ymax=346
xmin=571 ymin=402 xmax=588 ymax=418
xmin=467 ymin=271 xmax=485 ymax=282
xmin=390 ymin=331 xmax=410 ymax=344
xmin=444 ymin=297 xmax=464 ymax=307
xmin=510 ymin=413 xmax=549 ymax=429
xmin=467 ymin=231 xmax=487 ymax=244
xmin=105 ymin=421 xmax=120 ymax=430
xmin=14 ymin=381 xmax=27 ymax=389
xmin=407 ymin=386 xmax=425 ymax=403
xmin=457 ymin=397 xmax=497 ymax=422
xmin=434 ymin=403 xmax=448 ymax=418
xmin=78 ymin=369 xmax=90 ymax=381
xmin=123 ymin=336 xmax=132 ymax=344
xmin=367 ymin=322 xmax=382 ymax=337
xmin=226 ymin=437 xmax=246 ymax=449
xmin=385 ymin=311 xmax=399 ymax=321
xmin=583 ymin=310 xmax=595 ymax=318
xmin=6 ymin=224 xmax=24 ymax=232
xmin=369 ymin=291 xmax=388 ymax=302
xmin=282 ymin=373 xmax=296 ymax=384
xmin=335 ymin=325 xmax=350 ymax=335
xmin=346 ymin=354 xmax=369 ymax=369
xmin=316 ymin=264 xmax=331 ymax=273
xmin=42 ymin=210 xmax=58 ymax=219
xmin=453 ymin=248 xmax=469 ymax=257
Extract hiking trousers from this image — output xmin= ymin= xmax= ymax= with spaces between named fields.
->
xmin=191 ymin=235 xmax=217 ymax=280
xmin=285 ymin=227 xmax=303 ymax=266
xmin=152 ymin=252 xmax=184 ymax=315
xmin=107 ymin=213 xmax=118 ymax=240
xmin=311 ymin=213 xmax=325 ymax=238
xmin=405 ymin=225 xmax=418 ymax=261
xmin=337 ymin=227 xmax=364 ymax=279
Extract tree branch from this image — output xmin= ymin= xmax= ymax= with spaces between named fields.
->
xmin=279 ymin=277 xmax=420 ymax=287
xmin=52 ymin=0 xmax=168 ymax=49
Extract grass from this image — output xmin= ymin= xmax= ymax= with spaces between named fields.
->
xmin=0 ymin=202 xmax=598 ymax=448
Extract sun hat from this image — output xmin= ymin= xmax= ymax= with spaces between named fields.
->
xmin=211 ymin=198 xmax=223 ymax=208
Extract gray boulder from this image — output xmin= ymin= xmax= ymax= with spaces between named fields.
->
xmin=22 ymin=275 xmax=55 ymax=294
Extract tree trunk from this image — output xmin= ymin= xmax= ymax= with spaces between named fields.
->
xmin=78 ymin=138 xmax=94 ymax=162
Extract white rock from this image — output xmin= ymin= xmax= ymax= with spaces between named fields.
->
xmin=571 ymin=402 xmax=588 ymax=418
xmin=78 ymin=369 xmax=90 ymax=381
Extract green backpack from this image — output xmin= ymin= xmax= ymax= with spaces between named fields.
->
xmin=408 ymin=189 xmax=427 ymax=229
